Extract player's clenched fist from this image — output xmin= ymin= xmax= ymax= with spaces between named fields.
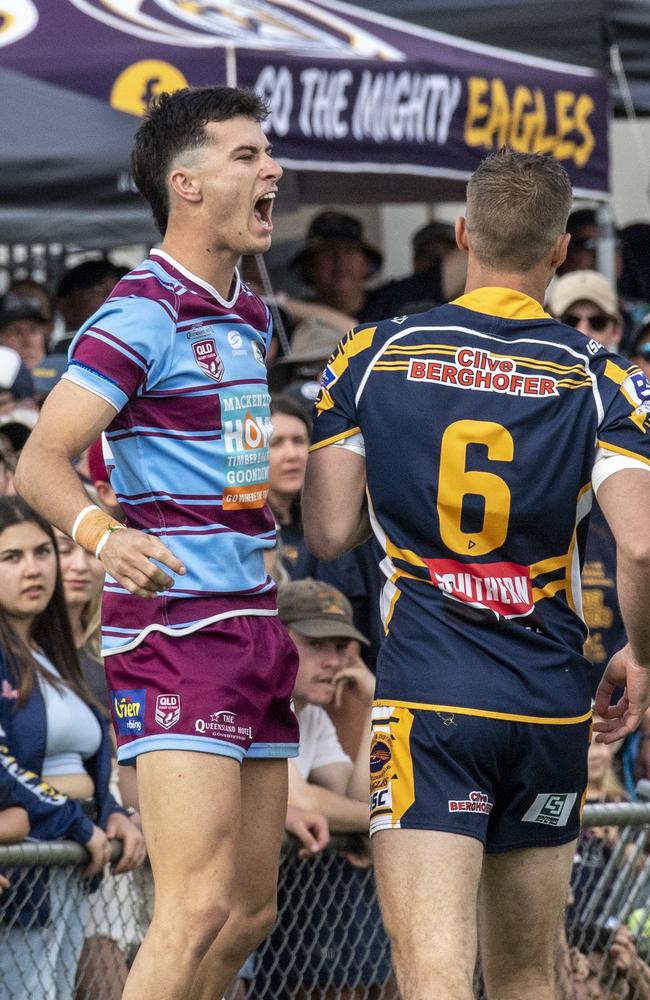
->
xmin=100 ymin=527 xmax=186 ymax=597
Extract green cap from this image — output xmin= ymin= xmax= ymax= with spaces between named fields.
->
xmin=278 ymin=578 xmax=369 ymax=645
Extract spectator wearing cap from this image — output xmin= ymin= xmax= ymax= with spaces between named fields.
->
xmin=8 ymin=278 xmax=55 ymax=346
xmin=289 ymin=210 xmax=383 ymax=322
xmin=0 ymin=292 xmax=49 ymax=370
xmin=278 ymin=578 xmax=372 ymax=827
xmin=55 ymin=260 xmax=127 ymax=354
xmin=30 ymin=354 xmax=68 ymax=405
xmin=547 ymin=270 xmax=622 ymax=351
xmin=249 ymin=578 xmax=393 ymax=998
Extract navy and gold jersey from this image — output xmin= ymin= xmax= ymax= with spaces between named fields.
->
xmin=310 ymin=288 xmax=650 ymax=723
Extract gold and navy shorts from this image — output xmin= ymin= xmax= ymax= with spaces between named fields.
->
xmin=369 ymin=702 xmax=591 ymax=853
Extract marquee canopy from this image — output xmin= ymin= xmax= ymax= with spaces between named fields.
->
xmin=0 ymin=0 xmax=610 ymax=246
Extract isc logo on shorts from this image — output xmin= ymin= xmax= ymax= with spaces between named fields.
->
xmin=155 ymin=694 xmax=181 ymax=730
xmin=522 ymin=792 xmax=577 ymax=827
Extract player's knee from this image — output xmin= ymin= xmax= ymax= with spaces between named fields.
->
xmin=230 ymin=898 xmax=277 ymax=954
xmin=393 ymin=956 xmax=474 ymax=1000
xmin=483 ymin=949 xmax=554 ymax=996
xmin=156 ymin=895 xmax=231 ymax=956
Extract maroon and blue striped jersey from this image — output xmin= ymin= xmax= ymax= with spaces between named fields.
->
xmin=65 ymin=250 xmax=277 ymax=655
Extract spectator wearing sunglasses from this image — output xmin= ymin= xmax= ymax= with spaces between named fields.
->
xmin=547 ymin=270 xmax=622 ymax=351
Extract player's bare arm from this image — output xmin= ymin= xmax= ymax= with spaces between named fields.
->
xmin=15 ymin=380 xmax=186 ymax=598
xmin=333 ymin=656 xmax=374 ymax=802
xmin=303 ymin=446 xmax=370 ymax=560
xmin=594 ymin=467 xmax=650 ymax=742
xmin=288 ymin=760 xmax=368 ymax=832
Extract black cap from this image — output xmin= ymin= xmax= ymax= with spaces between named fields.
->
xmin=289 ymin=211 xmax=383 ymax=280
xmin=0 ymin=293 xmax=48 ymax=330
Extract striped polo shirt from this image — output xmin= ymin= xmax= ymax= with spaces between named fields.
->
xmin=65 ymin=250 xmax=277 ymax=655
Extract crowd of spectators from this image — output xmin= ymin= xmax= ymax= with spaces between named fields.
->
xmin=1 ymin=205 xmax=650 ymax=997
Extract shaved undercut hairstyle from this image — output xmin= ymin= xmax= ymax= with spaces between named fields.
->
xmin=465 ymin=148 xmax=573 ymax=272
xmin=131 ymin=86 xmax=269 ymax=235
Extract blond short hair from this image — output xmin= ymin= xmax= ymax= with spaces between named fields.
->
xmin=466 ymin=149 xmax=573 ymax=273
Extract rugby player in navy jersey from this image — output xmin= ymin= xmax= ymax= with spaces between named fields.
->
xmin=303 ymin=149 xmax=650 ymax=999
xmin=15 ymin=88 xmax=300 ymax=1000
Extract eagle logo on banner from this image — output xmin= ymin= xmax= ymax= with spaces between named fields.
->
xmin=63 ymin=0 xmax=402 ymax=58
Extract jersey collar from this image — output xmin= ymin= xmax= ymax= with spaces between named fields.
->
xmin=451 ymin=287 xmax=551 ymax=321
xmin=150 ymin=249 xmax=241 ymax=307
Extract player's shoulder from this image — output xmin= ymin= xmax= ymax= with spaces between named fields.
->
xmin=102 ymin=258 xmax=180 ymax=325
xmin=236 ymin=279 xmax=271 ymax=331
xmin=342 ymin=304 xmax=449 ymax=355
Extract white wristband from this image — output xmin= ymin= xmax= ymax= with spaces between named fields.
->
xmin=95 ymin=530 xmax=111 ymax=559
xmin=71 ymin=505 xmax=102 ymax=544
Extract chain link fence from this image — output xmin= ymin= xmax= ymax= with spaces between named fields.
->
xmin=2 ymin=803 xmax=650 ymax=999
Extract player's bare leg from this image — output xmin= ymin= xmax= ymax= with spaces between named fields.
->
xmin=122 ymin=750 xmax=242 ymax=1000
xmin=478 ymin=840 xmax=576 ymax=1000
xmin=189 ymin=757 xmax=288 ymax=999
xmin=373 ymin=829 xmax=483 ymax=1000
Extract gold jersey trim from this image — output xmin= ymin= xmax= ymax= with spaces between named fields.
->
xmin=373 ymin=698 xmax=592 ymax=726
xmin=450 ymin=287 xmax=551 ymax=321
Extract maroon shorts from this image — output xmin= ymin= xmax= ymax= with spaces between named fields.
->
xmin=105 ymin=615 xmax=299 ymax=766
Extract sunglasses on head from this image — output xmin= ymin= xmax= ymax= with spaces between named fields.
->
xmin=635 ymin=343 xmax=650 ymax=359
xmin=562 ymin=313 xmax=612 ymax=332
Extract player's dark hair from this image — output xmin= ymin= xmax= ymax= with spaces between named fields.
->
xmin=131 ymin=86 xmax=269 ymax=235
xmin=466 ymin=148 xmax=573 ymax=272
xmin=270 ymin=393 xmax=312 ymax=437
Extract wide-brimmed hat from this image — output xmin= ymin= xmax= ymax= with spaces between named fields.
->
xmin=289 ymin=211 xmax=383 ymax=281
xmin=278 ymin=578 xmax=369 ymax=645
xmin=274 ymin=317 xmax=343 ymax=366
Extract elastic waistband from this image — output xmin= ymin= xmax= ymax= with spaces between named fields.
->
xmin=373 ymin=699 xmax=593 ymax=726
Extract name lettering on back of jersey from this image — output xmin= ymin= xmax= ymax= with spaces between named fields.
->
xmin=407 ymin=348 xmax=558 ymax=397
xmin=425 ymin=558 xmax=534 ymax=619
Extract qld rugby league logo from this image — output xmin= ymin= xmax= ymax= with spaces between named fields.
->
xmin=155 ymin=694 xmax=181 ymax=730
xmin=192 ymin=339 xmax=224 ymax=382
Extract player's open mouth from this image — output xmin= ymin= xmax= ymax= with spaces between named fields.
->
xmin=253 ymin=192 xmax=275 ymax=232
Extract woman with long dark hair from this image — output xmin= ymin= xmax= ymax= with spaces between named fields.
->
xmin=0 ymin=496 xmax=145 ymax=999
